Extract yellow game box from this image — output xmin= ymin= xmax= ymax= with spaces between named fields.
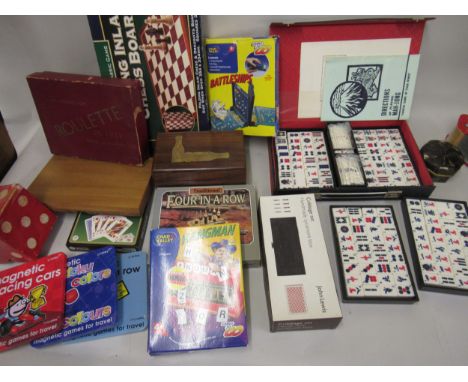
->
xmin=205 ymin=37 xmax=278 ymax=137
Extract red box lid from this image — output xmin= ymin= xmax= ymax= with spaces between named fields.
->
xmin=270 ymin=18 xmax=431 ymax=129
xmin=27 ymin=72 xmax=149 ymax=166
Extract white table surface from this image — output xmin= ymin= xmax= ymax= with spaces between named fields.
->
xmin=0 ymin=15 xmax=467 ymax=365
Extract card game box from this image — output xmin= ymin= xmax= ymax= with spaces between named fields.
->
xmin=0 ymin=252 xmax=67 ymax=352
xmin=152 ymin=185 xmax=261 ymax=267
xmin=330 ymin=205 xmax=418 ymax=302
xmin=259 ymin=194 xmax=342 ymax=331
xmin=402 ymin=198 xmax=468 ymax=295
xmin=268 ymin=18 xmax=435 ymax=199
xmin=72 ymin=251 xmax=148 ymax=343
xmin=152 ymin=131 xmax=246 ymax=187
xmin=0 ymin=184 xmax=57 ymax=263
xmin=148 ymin=223 xmax=248 ymax=354
xmin=66 ymin=201 xmax=151 ymax=252
xmin=32 ymin=246 xmax=118 ymax=347
xmin=205 ymin=36 xmax=278 ymax=137
xmin=27 ymin=71 xmax=149 ymax=166
xmin=88 ymin=15 xmax=210 ymax=147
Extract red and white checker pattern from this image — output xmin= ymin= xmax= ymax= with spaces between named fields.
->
xmin=163 ymin=110 xmax=195 ymax=131
xmin=286 ymin=285 xmax=307 ymax=313
xmin=140 ymin=16 xmax=196 ymax=131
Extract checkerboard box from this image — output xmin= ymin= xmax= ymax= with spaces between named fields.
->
xmin=88 ymin=15 xmax=210 ymax=148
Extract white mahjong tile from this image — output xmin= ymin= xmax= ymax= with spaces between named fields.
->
xmin=455 ymin=276 xmax=468 ymax=290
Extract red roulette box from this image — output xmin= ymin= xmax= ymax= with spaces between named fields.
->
xmin=269 ymin=18 xmax=435 ymax=199
xmin=27 ymin=72 xmax=149 ymax=166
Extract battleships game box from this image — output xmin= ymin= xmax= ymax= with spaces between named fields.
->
xmin=88 ymin=15 xmax=210 ymax=148
xmin=152 ymin=185 xmax=260 ymax=267
xmin=148 ymin=224 xmax=248 ymax=354
xmin=205 ymin=36 xmax=278 ymax=137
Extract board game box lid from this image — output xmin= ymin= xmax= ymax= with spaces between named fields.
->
xmin=27 ymin=71 xmax=149 ymax=166
xmin=152 ymin=185 xmax=261 ymax=267
xmin=270 ymin=18 xmax=431 ymax=128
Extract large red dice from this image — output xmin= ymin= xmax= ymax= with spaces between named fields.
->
xmin=0 ymin=184 xmax=57 ymax=263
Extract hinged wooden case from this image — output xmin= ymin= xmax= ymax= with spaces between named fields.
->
xmin=152 ymin=131 xmax=246 ymax=187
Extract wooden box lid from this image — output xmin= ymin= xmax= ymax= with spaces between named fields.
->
xmin=29 ymin=155 xmax=153 ymax=216
xmin=152 ymin=131 xmax=246 ymax=187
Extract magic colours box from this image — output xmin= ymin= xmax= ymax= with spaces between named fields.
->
xmin=148 ymin=224 xmax=248 ymax=354
xmin=0 ymin=252 xmax=67 ymax=352
xmin=32 ymin=246 xmax=118 ymax=347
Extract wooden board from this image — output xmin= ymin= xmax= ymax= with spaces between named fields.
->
xmin=152 ymin=131 xmax=246 ymax=187
xmin=29 ymin=155 xmax=153 ymax=216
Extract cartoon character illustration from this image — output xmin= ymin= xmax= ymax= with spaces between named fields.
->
xmin=209 ymin=240 xmax=239 ymax=273
xmin=0 ymin=285 xmax=47 ymax=337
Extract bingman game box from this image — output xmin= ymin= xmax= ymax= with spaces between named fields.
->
xmin=148 ymin=223 xmax=248 ymax=354
xmin=88 ymin=15 xmax=210 ymax=147
xmin=268 ymin=18 xmax=435 ymax=199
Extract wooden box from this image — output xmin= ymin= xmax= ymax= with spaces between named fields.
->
xmin=152 ymin=131 xmax=246 ymax=187
xmin=29 ymin=155 xmax=153 ymax=216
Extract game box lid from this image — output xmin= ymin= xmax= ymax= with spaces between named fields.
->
xmin=270 ymin=18 xmax=431 ymax=128
xmin=27 ymin=71 xmax=149 ymax=166
xmin=152 ymin=131 xmax=246 ymax=187
xmin=152 ymin=185 xmax=261 ymax=267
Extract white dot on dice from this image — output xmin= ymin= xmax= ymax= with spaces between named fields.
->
xmin=18 ymin=195 xmax=28 ymax=207
xmin=40 ymin=213 xmax=50 ymax=224
xmin=27 ymin=237 xmax=37 ymax=249
xmin=1 ymin=221 xmax=12 ymax=234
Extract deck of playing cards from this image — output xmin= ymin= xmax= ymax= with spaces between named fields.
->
xmin=67 ymin=209 xmax=150 ymax=252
